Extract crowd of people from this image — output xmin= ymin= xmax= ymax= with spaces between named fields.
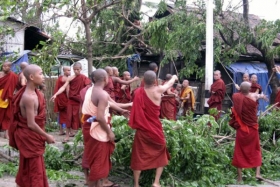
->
xmin=0 ymin=61 xmax=280 ymax=187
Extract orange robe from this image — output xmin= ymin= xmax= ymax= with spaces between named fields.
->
xmin=67 ymin=74 xmax=91 ymax=130
xmin=104 ymin=76 xmax=115 ymax=100
xmin=0 ymin=71 xmax=18 ymax=130
xmin=180 ymin=86 xmax=195 ymax=115
xmin=129 ymin=87 xmax=170 ymax=170
xmin=230 ymin=93 xmax=262 ymax=168
xmin=9 ymin=87 xmax=49 ymax=187
xmin=207 ymin=79 xmax=226 ymax=120
xmin=53 ymin=76 xmax=68 ymax=125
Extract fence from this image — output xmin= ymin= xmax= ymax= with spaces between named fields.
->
xmin=44 ymin=78 xmax=58 ymax=123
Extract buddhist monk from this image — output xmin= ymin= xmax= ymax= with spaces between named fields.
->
xmin=180 ymin=80 xmax=195 ymax=116
xmin=119 ymin=71 xmax=132 ymax=104
xmin=16 ymin=62 xmax=28 ymax=91
xmin=250 ymin=74 xmax=262 ymax=94
xmin=82 ymin=69 xmax=129 ymax=187
xmin=230 ymin=81 xmax=268 ymax=182
xmin=0 ymin=61 xmax=18 ymax=139
xmin=140 ymin=62 xmax=158 ymax=87
xmin=104 ymin=66 xmax=138 ymax=101
xmin=235 ymin=73 xmax=250 ymax=90
xmin=129 ymin=70 xmax=178 ymax=187
xmin=9 ymin=64 xmax=55 ymax=187
xmin=112 ymin=67 xmax=122 ymax=102
xmin=160 ymin=74 xmax=177 ymax=120
xmin=53 ymin=66 xmax=71 ymax=135
xmin=174 ymin=83 xmax=182 ymax=96
xmin=207 ymin=70 xmax=226 ymax=120
xmin=51 ymin=62 xmax=91 ymax=142
xmin=274 ymin=66 xmax=280 ymax=108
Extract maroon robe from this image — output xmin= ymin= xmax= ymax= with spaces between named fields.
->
xmin=160 ymin=82 xmax=176 ymax=120
xmin=250 ymin=82 xmax=262 ymax=94
xmin=104 ymin=76 xmax=115 ymax=100
xmin=9 ymin=87 xmax=49 ymax=187
xmin=230 ymin=93 xmax=262 ymax=168
xmin=67 ymin=74 xmax=91 ymax=129
xmin=0 ymin=71 xmax=18 ymax=130
xmin=15 ymin=72 xmax=23 ymax=91
xmin=275 ymin=90 xmax=280 ymax=108
xmin=53 ymin=76 xmax=68 ymax=125
xmin=129 ymin=87 xmax=170 ymax=170
xmin=207 ymin=78 xmax=226 ymax=120
xmin=113 ymin=77 xmax=121 ymax=102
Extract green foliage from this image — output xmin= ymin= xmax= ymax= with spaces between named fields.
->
xmin=0 ymin=162 xmax=18 ymax=177
xmin=111 ymin=112 xmax=280 ymax=186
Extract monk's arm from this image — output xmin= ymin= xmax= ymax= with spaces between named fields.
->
xmin=166 ymin=87 xmax=175 ymax=95
xmin=158 ymin=75 xmax=178 ymax=94
xmin=50 ymin=76 xmax=74 ymax=101
xmin=113 ymin=76 xmax=139 ymax=85
xmin=96 ymin=95 xmax=114 ymax=141
xmin=181 ymin=93 xmax=190 ymax=101
xmin=121 ymin=85 xmax=126 ymax=90
xmin=20 ymin=74 xmax=26 ymax=86
xmin=23 ymin=96 xmax=55 ymax=143
xmin=108 ymin=96 xmax=132 ymax=109
xmin=255 ymin=89 xmax=260 ymax=94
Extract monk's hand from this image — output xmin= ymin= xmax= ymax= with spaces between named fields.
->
xmin=108 ymin=131 xmax=115 ymax=142
xmin=121 ymin=109 xmax=130 ymax=118
xmin=46 ymin=134 xmax=55 ymax=144
xmin=50 ymin=95 xmax=56 ymax=102
xmin=235 ymin=84 xmax=240 ymax=90
xmin=172 ymin=75 xmax=178 ymax=81
xmin=133 ymin=76 xmax=139 ymax=81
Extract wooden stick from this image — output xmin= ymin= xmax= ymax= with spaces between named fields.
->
xmin=264 ymin=71 xmax=274 ymax=95
xmin=219 ymin=63 xmax=236 ymax=84
xmin=172 ymin=60 xmax=181 ymax=84
xmin=0 ymin=151 xmax=15 ymax=162
xmin=258 ymin=102 xmax=279 ymax=120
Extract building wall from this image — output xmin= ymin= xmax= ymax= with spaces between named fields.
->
xmin=0 ymin=20 xmax=25 ymax=53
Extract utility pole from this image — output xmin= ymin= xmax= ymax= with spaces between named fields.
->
xmin=204 ymin=0 xmax=214 ymax=113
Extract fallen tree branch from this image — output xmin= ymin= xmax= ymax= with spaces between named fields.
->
xmin=258 ymin=102 xmax=279 ymax=121
xmin=0 ymin=151 xmax=16 ymax=163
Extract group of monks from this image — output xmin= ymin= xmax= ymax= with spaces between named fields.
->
xmin=2 ymin=59 xmax=280 ymax=187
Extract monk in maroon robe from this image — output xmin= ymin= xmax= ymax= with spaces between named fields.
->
xmin=119 ymin=71 xmax=132 ymax=104
xmin=275 ymin=89 xmax=280 ymax=108
xmin=53 ymin=66 xmax=70 ymax=135
xmin=160 ymin=74 xmax=177 ymax=120
xmin=207 ymin=70 xmax=226 ymax=120
xmin=9 ymin=64 xmax=55 ymax=187
xmin=249 ymin=74 xmax=262 ymax=94
xmin=229 ymin=81 xmax=266 ymax=182
xmin=51 ymin=62 xmax=91 ymax=142
xmin=0 ymin=61 xmax=18 ymax=139
xmin=129 ymin=70 xmax=177 ymax=187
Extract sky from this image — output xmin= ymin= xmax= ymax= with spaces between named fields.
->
xmin=141 ymin=0 xmax=280 ymax=21
xmin=60 ymin=0 xmax=280 ymax=37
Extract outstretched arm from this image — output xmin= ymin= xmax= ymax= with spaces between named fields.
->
xmin=113 ymin=76 xmax=139 ymax=85
xmin=108 ymin=96 xmax=132 ymax=109
xmin=158 ymin=75 xmax=178 ymax=94
xmin=50 ymin=76 xmax=74 ymax=101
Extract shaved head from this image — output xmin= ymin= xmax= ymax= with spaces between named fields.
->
xmin=112 ymin=67 xmax=119 ymax=76
xmin=144 ymin=70 xmax=156 ymax=86
xmin=3 ymin=61 xmax=12 ymax=66
xmin=214 ymin=70 xmax=221 ymax=80
xmin=20 ymin=62 xmax=28 ymax=70
xmin=63 ymin=66 xmax=70 ymax=71
xmin=93 ymin=69 xmax=108 ymax=83
xmin=73 ymin=62 xmax=82 ymax=68
xmin=240 ymin=81 xmax=251 ymax=94
xmin=149 ymin=63 xmax=158 ymax=72
xmin=243 ymin=73 xmax=249 ymax=82
xmin=165 ymin=74 xmax=172 ymax=81
xmin=105 ymin=66 xmax=113 ymax=76
xmin=182 ymin=80 xmax=189 ymax=87
xmin=250 ymin=74 xmax=258 ymax=83
xmin=23 ymin=64 xmax=42 ymax=81
xmin=123 ymin=71 xmax=130 ymax=76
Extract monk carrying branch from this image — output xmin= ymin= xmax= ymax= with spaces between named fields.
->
xmin=129 ymin=70 xmax=178 ymax=187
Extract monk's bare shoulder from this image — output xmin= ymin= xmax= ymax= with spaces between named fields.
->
xmin=67 ymin=75 xmax=76 ymax=82
xmin=61 ymin=76 xmax=68 ymax=82
xmin=0 ymin=72 xmax=4 ymax=78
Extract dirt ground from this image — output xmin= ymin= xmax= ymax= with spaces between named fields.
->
xmin=0 ymin=131 xmax=131 ymax=187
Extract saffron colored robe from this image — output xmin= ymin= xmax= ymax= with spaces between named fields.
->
xmin=0 ymin=71 xmax=18 ymax=130
xmin=104 ymin=76 xmax=115 ymax=100
xmin=53 ymin=76 xmax=68 ymax=125
xmin=9 ymin=87 xmax=49 ymax=187
xmin=129 ymin=87 xmax=170 ymax=170
xmin=207 ymin=79 xmax=226 ymax=119
xmin=180 ymin=86 xmax=195 ymax=115
xmin=82 ymin=88 xmax=114 ymax=180
xmin=67 ymin=74 xmax=91 ymax=129
xmin=230 ymin=93 xmax=262 ymax=168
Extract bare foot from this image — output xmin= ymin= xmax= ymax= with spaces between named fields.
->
xmin=152 ymin=183 xmax=161 ymax=187
xmin=4 ymin=131 xmax=9 ymax=139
